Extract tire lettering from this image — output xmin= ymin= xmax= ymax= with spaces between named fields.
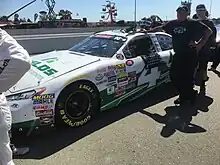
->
xmin=79 ymin=84 xmax=94 ymax=93
xmin=60 ymin=112 xmax=91 ymax=127
xmin=60 ymin=110 xmax=65 ymax=115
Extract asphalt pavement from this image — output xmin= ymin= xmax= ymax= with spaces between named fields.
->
xmin=13 ymin=65 xmax=220 ymax=165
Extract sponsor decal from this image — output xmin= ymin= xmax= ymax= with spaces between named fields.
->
xmin=128 ymin=71 xmax=136 ymax=82
xmin=104 ymin=70 xmax=116 ymax=77
xmin=32 ymin=60 xmax=58 ymax=76
xmin=107 ymin=85 xmax=116 ymax=95
xmin=33 ymin=99 xmax=53 ymax=105
xmin=108 ymin=75 xmax=117 ymax=82
xmin=39 ymin=116 xmax=54 ymax=125
xmin=126 ymin=60 xmax=134 ymax=66
xmin=118 ymin=76 xmax=128 ymax=83
xmin=116 ymin=63 xmax=126 ymax=69
xmin=108 ymin=65 xmax=117 ymax=71
xmin=35 ymin=109 xmax=53 ymax=117
xmin=95 ymin=73 xmax=104 ymax=81
xmin=115 ymin=87 xmax=125 ymax=97
xmin=116 ymin=64 xmax=126 ymax=73
xmin=96 ymin=79 xmax=108 ymax=85
xmin=118 ymin=75 xmax=128 ymax=87
xmin=33 ymin=104 xmax=53 ymax=110
xmin=118 ymin=81 xmax=128 ymax=87
xmin=10 ymin=104 xmax=19 ymax=108
xmin=32 ymin=94 xmax=55 ymax=100
xmin=116 ymin=54 xmax=125 ymax=60
xmin=117 ymin=72 xmax=128 ymax=78
xmin=79 ymin=84 xmax=94 ymax=93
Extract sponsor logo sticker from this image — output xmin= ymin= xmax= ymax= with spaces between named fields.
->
xmin=116 ymin=54 xmax=125 ymax=60
xmin=32 ymin=94 xmax=55 ymax=100
xmin=35 ymin=109 xmax=53 ymax=117
xmin=95 ymin=73 xmax=104 ymax=81
xmin=108 ymin=75 xmax=117 ymax=82
xmin=126 ymin=60 xmax=134 ymax=66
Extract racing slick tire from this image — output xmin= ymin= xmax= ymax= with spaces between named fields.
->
xmin=55 ymin=81 xmax=100 ymax=128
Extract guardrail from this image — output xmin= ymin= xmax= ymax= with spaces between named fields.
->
xmin=6 ymin=26 xmax=127 ymax=36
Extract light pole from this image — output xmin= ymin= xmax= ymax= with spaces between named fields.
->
xmin=134 ymin=0 xmax=137 ymax=29
xmin=209 ymin=0 xmax=212 ymax=17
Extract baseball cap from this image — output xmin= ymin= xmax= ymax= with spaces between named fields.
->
xmin=196 ymin=4 xmax=207 ymax=11
xmin=176 ymin=5 xmax=189 ymax=12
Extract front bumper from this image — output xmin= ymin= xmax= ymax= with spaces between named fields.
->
xmin=8 ymin=99 xmax=55 ymax=130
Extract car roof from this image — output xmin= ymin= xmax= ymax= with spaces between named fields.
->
xmin=95 ymin=29 xmax=171 ymax=39
xmin=96 ymin=29 xmax=129 ymax=37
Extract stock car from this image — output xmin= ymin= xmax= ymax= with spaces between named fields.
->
xmin=6 ymin=28 xmax=175 ymax=131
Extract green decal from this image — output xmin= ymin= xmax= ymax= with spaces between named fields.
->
xmin=42 ymin=58 xmax=58 ymax=64
xmin=31 ymin=60 xmax=58 ymax=76
xmin=38 ymin=65 xmax=50 ymax=71
xmin=32 ymin=60 xmax=41 ymax=67
xmin=43 ymin=68 xmax=58 ymax=76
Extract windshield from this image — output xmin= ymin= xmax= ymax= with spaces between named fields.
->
xmin=69 ymin=34 xmax=127 ymax=57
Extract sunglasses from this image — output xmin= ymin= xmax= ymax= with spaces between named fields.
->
xmin=196 ymin=9 xmax=206 ymax=12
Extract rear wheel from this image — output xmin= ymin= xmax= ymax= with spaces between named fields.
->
xmin=55 ymin=81 xmax=100 ymax=127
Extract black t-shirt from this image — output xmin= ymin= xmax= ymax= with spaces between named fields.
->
xmin=197 ymin=19 xmax=217 ymax=49
xmin=162 ymin=19 xmax=208 ymax=53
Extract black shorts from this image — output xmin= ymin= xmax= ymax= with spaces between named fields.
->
xmin=198 ymin=51 xmax=210 ymax=70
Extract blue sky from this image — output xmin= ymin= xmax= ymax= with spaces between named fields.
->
xmin=0 ymin=0 xmax=219 ymax=22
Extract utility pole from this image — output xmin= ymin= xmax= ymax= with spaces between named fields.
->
xmin=209 ymin=0 xmax=212 ymax=17
xmin=133 ymin=0 xmax=137 ymax=29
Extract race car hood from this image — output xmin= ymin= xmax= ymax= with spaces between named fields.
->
xmin=8 ymin=50 xmax=105 ymax=93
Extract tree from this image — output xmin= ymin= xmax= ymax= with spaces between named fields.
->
xmin=58 ymin=9 xmax=72 ymax=20
xmin=39 ymin=11 xmax=48 ymax=21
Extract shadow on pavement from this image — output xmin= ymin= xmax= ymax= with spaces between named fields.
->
xmin=12 ymin=84 xmax=213 ymax=159
xmin=140 ymin=94 xmax=213 ymax=138
xmin=212 ymin=70 xmax=220 ymax=77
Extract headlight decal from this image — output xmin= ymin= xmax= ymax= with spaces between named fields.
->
xmin=6 ymin=87 xmax=46 ymax=102
xmin=6 ymin=90 xmax=36 ymax=102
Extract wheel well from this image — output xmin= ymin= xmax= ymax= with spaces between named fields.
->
xmin=56 ymin=79 xmax=101 ymax=109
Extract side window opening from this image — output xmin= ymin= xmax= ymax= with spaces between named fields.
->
xmin=123 ymin=36 xmax=156 ymax=59
xmin=156 ymin=34 xmax=173 ymax=51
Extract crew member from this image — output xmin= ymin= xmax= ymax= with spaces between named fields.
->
xmin=0 ymin=28 xmax=31 ymax=165
xmin=141 ymin=5 xmax=212 ymax=105
xmin=195 ymin=4 xmax=217 ymax=94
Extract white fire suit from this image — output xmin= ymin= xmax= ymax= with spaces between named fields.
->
xmin=0 ymin=29 xmax=31 ymax=165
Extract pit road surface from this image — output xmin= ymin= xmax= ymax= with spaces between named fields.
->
xmin=13 ymin=67 xmax=220 ymax=165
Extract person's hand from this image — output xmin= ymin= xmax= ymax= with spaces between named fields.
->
xmin=139 ymin=28 xmax=148 ymax=33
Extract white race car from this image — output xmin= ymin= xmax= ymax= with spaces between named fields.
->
xmin=6 ymin=29 xmax=175 ymax=131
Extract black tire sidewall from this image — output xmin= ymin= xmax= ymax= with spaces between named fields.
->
xmin=56 ymin=82 xmax=99 ymax=127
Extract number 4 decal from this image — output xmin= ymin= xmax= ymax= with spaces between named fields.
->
xmin=144 ymin=67 xmax=161 ymax=87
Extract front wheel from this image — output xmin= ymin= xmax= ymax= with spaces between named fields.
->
xmin=55 ymin=82 xmax=100 ymax=127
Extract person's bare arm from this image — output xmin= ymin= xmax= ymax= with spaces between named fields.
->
xmin=142 ymin=25 xmax=164 ymax=33
xmin=196 ymin=26 xmax=213 ymax=51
